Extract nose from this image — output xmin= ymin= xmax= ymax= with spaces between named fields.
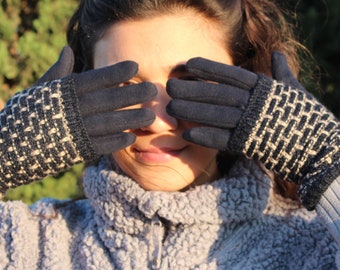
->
xmin=140 ymin=83 xmax=177 ymax=133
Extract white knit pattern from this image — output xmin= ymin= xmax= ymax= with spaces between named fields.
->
xmin=0 ymin=80 xmax=84 ymax=192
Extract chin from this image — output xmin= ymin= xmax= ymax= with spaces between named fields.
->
xmin=132 ymin=171 xmax=195 ymax=192
xmin=112 ymin=146 xmax=218 ymax=192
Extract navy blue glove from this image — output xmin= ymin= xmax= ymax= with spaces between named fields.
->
xmin=166 ymin=53 xmax=340 ymax=209
xmin=167 ymin=58 xmax=253 ymax=150
xmin=36 ymin=46 xmax=157 ymax=155
xmin=166 ymin=51 xmax=302 ymax=150
xmin=0 ymin=47 xmax=157 ymax=192
xmin=271 ymin=51 xmax=304 ymax=90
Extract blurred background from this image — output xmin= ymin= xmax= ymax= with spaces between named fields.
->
xmin=0 ymin=0 xmax=339 ymax=204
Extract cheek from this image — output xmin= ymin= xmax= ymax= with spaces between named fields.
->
xmin=184 ymin=142 xmax=218 ymax=175
xmin=189 ymin=145 xmax=218 ymax=164
xmin=111 ymin=148 xmax=136 ymax=178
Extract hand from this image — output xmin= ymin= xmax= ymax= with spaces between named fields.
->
xmin=0 ymin=47 xmax=157 ymax=192
xmin=166 ymin=53 xmax=340 ymax=209
xmin=37 ymin=46 xmax=157 ymax=155
xmin=166 ymin=52 xmax=299 ymax=150
xmin=166 ymin=57 xmax=253 ymax=150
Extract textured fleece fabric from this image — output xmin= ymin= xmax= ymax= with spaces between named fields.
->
xmin=0 ymin=158 xmax=338 ymax=270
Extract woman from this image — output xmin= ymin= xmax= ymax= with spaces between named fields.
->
xmin=0 ymin=0 xmax=339 ymax=269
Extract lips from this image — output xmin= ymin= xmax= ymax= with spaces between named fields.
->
xmin=133 ymin=146 xmax=186 ymax=163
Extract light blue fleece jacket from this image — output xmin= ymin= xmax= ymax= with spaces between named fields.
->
xmin=0 ymin=158 xmax=339 ymax=269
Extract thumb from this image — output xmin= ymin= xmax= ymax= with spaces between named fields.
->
xmin=271 ymin=51 xmax=304 ymax=90
xmin=34 ymin=46 xmax=75 ymax=86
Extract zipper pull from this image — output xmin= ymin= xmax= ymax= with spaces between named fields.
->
xmin=151 ymin=216 xmax=163 ymax=270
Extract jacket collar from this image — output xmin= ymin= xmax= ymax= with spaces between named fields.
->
xmin=83 ymin=157 xmax=271 ymax=234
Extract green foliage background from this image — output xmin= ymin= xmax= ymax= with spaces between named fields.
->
xmin=0 ymin=0 xmax=81 ymax=204
xmin=1 ymin=0 xmax=339 ymax=204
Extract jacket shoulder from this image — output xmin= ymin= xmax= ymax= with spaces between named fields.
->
xmin=0 ymin=198 xmax=94 ymax=269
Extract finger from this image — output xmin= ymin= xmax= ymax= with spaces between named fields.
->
xmin=83 ymin=109 xmax=155 ymax=136
xmin=167 ymin=100 xmax=242 ymax=128
xmin=167 ymin=78 xmax=250 ymax=108
xmin=186 ymin=57 xmax=257 ymax=90
xmin=79 ymin=82 xmax=157 ymax=117
xmin=74 ymin=61 xmax=138 ymax=94
xmin=35 ymin=46 xmax=74 ymax=85
xmin=90 ymin=132 xmax=136 ymax=154
xmin=183 ymin=127 xmax=232 ymax=151
xmin=271 ymin=51 xmax=304 ymax=90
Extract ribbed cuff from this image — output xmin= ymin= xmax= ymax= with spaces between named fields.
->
xmin=228 ymin=75 xmax=273 ymax=154
xmin=299 ymin=150 xmax=340 ymax=210
xmin=316 ymin=176 xmax=340 ymax=246
xmin=59 ymin=77 xmax=97 ymax=161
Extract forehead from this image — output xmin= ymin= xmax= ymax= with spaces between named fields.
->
xmin=93 ymin=12 xmax=232 ymax=69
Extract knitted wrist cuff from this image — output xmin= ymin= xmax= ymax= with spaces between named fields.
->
xmin=228 ymin=75 xmax=273 ymax=154
xmin=59 ymin=77 xmax=96 ymax=161
xmin=316 ymin=176 xmax=340 ymax=244
xmin=300 ymin=150 xmax=340 ymax=210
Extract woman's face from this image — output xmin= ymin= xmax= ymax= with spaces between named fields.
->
xmin=94 ymin=10 xmax=233 ymax=191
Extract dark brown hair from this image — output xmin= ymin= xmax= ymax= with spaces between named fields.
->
xmin=67 ymin=0 xmax=302 ymax=75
